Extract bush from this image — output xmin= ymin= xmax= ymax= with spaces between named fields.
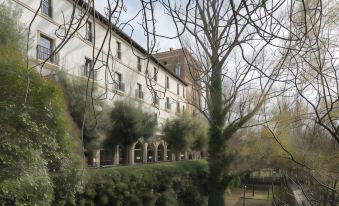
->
xmin=76 ymin=161 xmax=209 ymax=206
xmin=0 ymin=47 xmax=83 ymax=205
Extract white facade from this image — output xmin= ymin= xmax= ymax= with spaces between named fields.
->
xmin=7 ymin=0 xmax=188 ymax=132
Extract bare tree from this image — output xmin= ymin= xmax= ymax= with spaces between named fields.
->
xmin=150 ymin=0 xmax=291 ymax=204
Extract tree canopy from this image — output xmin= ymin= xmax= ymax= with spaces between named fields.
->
xmin=105 ymin=100 xmax=157 ymax=148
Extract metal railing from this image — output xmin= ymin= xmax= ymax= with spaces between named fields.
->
xmin=135 ymin=89 xmax=144 ymax=99
xmin=114 ymin=80 xmax=125 ymax=92
xmin=37 ymin=45 xmax=59 ymax=65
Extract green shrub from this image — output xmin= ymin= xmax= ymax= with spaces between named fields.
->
xmin=77 ymin=161 xmax=209 ymax=206
xmin=0 ymin=46 xmax=83 ymax=205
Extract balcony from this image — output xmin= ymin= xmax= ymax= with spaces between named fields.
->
xmin=37 ymin=45 xmax=59 ymax=65
xmin=114 ymin=80 xmax=125 ymax=92
xmin=165 ymin=102 xmax=171 ymax=110
xmin=135 ymin=89 xmax=144 ymax=99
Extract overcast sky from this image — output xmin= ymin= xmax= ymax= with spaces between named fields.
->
xmin=94 ymin=0 xmax=180 ymax=53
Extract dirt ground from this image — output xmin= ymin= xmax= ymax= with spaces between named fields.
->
xmin=225 ymin=188 xmax=272 ymax=206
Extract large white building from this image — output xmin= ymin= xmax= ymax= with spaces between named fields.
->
xmin=6 ymin=0 xmax=202 ymax=166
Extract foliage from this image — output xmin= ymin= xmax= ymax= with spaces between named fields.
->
xmin=105 ymin=100 xmax=157 ymax=148
xmin=76 ymin=161 xmax=209 ymax=206
xmin=0 ymin=47 xmax=83 ymax=205
xmin=163 ymin=113 xmax=209 ymax=153
xmin=0 ymin=2 xmax=27 ymax=51
xmin=57 ymin=71 xmax=111 ymax=150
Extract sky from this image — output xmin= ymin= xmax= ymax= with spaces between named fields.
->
xmin=94 ymin=0 xmax=181 ymax=53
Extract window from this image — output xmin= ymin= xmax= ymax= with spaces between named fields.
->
xmin=175 ymin=63 xmax=181 ymax=77
xmin=116 ymin=41 xmax=121 ymax=59
xmin=137 ymin=83 xmax=142 ymax=91
xmin=182 ymin=105 xmax=185 ymax=112
xmin=183 ymin=87 xmax=185 ymax=98
xmin=85 ymin=21 xmax=93 ymax=42
xmin=136 ymin=83 xmax=144 ymax=99
xmin=154 ymin=92 xmax=159 ymax=105
xmin=37 ymin=34 xmax=58 ymax=64
xmin=153 ymin=67 xmax=158 ymax=81
xmin=114 ymin=72 xmax=124 ymax=91
xmin=177 ymin=84 xmax=180 ymax=95
xmin=166 ymin=97 xmax=171 ymax=109
xmin=84 ymin=58 xmax=95 ymax=79
xmin=177 ymin=102 xmax=181 ymax=113
xmin=166 ymin=76 xmax=169 ymax=89
xmin=42 ymin=0 xmax=52 ymax=17
xmin=137 ymin=56 xmax=142 ymax=72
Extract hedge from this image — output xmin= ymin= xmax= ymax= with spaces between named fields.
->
xmin=76 ymin=160 xmax=209 ymax=206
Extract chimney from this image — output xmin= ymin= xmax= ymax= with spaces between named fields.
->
xmin=169 ymin=48 xmax=173 ymax=51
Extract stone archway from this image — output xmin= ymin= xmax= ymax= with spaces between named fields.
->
xmin=134 ymin=142 xmax=143 ymax=164
xmin=157 ymin=143 xmax=164 ymax=161
xmin=147 ymin=144 xmax=155 ymax=163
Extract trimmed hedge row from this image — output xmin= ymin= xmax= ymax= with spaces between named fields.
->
xmin=76 ymin=161 xmax=209 ymax=206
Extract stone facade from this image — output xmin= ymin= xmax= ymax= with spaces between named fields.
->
xmin=5 ymin=0 xmax=205 ymax=167
xmin=154 ymin=48 xmax=202 ymax=116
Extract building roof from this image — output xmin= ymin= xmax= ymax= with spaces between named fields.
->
xmin=74 ymin=0 xmax=188 ymax=86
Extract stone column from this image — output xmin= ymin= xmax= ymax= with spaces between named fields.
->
xmin=142 ymin=143 xmax=148 ymax=164
xmin=163 ymin=146 xmax=168 ymax=161
xmin=184 ymin=152 xmax=189 ymax=160
xmin=113 ymin=145 xmax=119 ymax=165
xmin=154 ymin=145 xmax=158 ymax=162
xmin=129 ymin=144 xmax=134 ymax=165
xmin=93 ymin=149 xmax=101 ymax=167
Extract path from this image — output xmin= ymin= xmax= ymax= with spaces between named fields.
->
xmin=225 ymin=188 xmax=272 ymax=206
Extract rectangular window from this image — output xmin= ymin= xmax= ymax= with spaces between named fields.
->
xmin=166 ymin=97 xmax=171 ymax=109
xmin=154 ymin=67 xmax=157 ymax=81
xmin=177 ymin=84 xmax=180 ymax=95
xmin=175 ymin=63 xmax=181 ymax=76
xmin=85 ymin=21 xmax=93 ymax=42
xmin=176 ymin=102 xmax=180 ymax=113
xmin=114 ymin=72 xmax=124 ymax=91
xmin=116 ymin=41 xmax=121 ymax=59
xmin=154 ymin=92 xmax=159 ymax=105
xmin=38 ymin=34 xmax=58 ymax=64
xmin=136 ymin=83 xmax=144 ymax=99
xmin=84 ymin=58 xmax=93 ymax=77
xmin=42 ymin=0 xmax=52 ymax=17
xmin=166 ymin=76 xmax=169 ymax=89
xmin=137 ymin=56 xmax=142 ymax=72
xmin=183 ymin=87 xmax=185 ymax=98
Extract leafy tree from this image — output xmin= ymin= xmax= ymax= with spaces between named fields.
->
xmin=57 ymin=71 xmax=111 ymax=150
xmin=163 ymin=113 xmax=209 ymax=157
xmin=105 ymin=100 xmax=157 ymax=163
xmin=0 ymin=2 xmax=27 ymax=51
